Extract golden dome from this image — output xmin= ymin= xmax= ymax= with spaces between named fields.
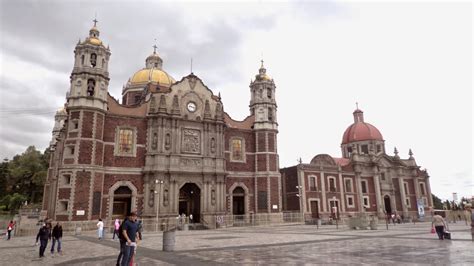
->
xmin=130 ymin=68 xmax=175 ymax=86
xmin=82 ymin=37 xmax=102 ymax=46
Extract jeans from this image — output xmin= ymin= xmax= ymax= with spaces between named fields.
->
xmin=116 ymin=240 xmax=126 ymax=266
xmin=120 ymin=244 xmax=135 ymax=266
xmin=113 ymin=229 xmax=119 ymax=239
xmin=435 ymin=225 xmax=445 ymax=239
xmin=51 ymin=237 xmax=62 ymax=253
xmin=98 ymin=228 xmax=104 ymax=239
xmin=39 ymin=239 xmax=48 ymax=257
xmin=7 ymin=230 xmax=12 ymax=240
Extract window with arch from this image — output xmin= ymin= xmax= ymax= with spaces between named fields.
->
xmin=268 ymin=107 xmax=273 ymax=121
xmin=90 ymin=53 xmax=97 ymax=67
xmin=230 ymin=138 xmax=244 ymax=162
xmin=267 ymin=88 xmax=272 ymax=99
xmin=81 ymin=55 xmax=85 ymax=65
xmin=87 ymin=79 xmax=95 ymax=96
xmin=344 ymin=178 xmax=353 ymax=193
xmin=308 ymin=176 xmax=317 ymax=191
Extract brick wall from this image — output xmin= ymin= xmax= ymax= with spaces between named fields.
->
xmin=78 ymin=140 xmax=93 ymax=164
xmin=270 ymin=176 xmax=279 ymax=212
xmin=257 ymin=154 xmax=266 ymax=171
xmin=58 ymin=188 xmax=71 ymax=200
xmin=72 ymin=171 xmax=91 ymax=221
xmin=81 ymin=111 xmax=94 ymax=138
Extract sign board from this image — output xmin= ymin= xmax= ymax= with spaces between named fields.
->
xmin=416 ymin=199 xmax=425 ymax=218
xmin=272 ymin=204 xmax=278 ymax=210
xmin=76 ymin=210 xmax=85 ymax=216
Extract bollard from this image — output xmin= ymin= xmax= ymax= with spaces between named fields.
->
xmin=163 ymin=230 xmax=176 ymax=252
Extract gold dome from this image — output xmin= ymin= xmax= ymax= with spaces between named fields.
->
xmin=130 ymin=68 xmax=175 ymax=86
xmin=83 ymin=37 xmax=103 ymax=46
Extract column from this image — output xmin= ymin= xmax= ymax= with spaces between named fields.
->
xmin=144 ymin=175 xmax=150 ymax=214
xmin=321 ymin=171 xmax=327 ymax=213
xmin=338 ymin=171 xmax=345 ymax=213
xmin=398 ymin=177 xmax=408 ymax=216
xmin=425 ymin=176 xmax=434 ymax=207
xmin=297 ymin=166 xmax=306 ymax=214
xmin=374 ymin=174 xmax=383 ymax=218
xmin=355 ymin=173 xmax=364 ymax=213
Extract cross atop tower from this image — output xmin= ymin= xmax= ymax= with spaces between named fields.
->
xmin=152 ymin=44 xmax=158 ymax=54
xmin=356 ymin=102 xmax=359 ymax=109
xmin=93 ymin=18 xmax=98 ymax=27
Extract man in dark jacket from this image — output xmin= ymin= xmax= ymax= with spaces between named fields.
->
xmin=116 ymin=216 xmax=128 ymax=266
xmin=35 ymin=223 xmax=51 ymax=258
xmin=51 ymin=222 xmax=63 ymax=254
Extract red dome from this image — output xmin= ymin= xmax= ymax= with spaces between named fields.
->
xmin=341 ymin=109 xmax=383 ymax=144
xmin=342 ymin=122 xmax=383 ymax=144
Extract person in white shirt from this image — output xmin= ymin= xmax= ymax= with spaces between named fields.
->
xmin=97 ymin=218 xmax=104 ymax=240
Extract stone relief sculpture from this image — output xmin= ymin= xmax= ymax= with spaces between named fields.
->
xmin=182 ymin=129 xmax=200 ymax=154
xmin=148 ymin=189 xmax=155 ymax=207
xmin=211 ymin=188 xmax=216 ymax=205
xmin=152 ymin=132 xmax=158 ymax=150
xmin=165 ymin=133 xmax=171 ymax=150
xmin=163 ymin=189 xmax=169 ymax=206
xmin=210 ymin=137 xmax=216 ymax=154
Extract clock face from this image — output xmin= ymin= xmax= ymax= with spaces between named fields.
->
xmin=187 ymin=102 xmax=196 ymax=112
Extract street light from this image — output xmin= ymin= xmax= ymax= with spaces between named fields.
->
xmin=296 ymin=185 xmax=303 ymax=223
xmin=155 ymin=179 xmax=163 ymax=231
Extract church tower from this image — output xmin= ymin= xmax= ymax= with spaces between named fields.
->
xmin=55 ymin=20 xmax=110 ymax=221
xmin=249 ymin=61 xmax=281 ymax=213
xmin=249 ymin=60 xmax=278 ymax=130
xmin=68 ymin=19 xmax=111 ymax=110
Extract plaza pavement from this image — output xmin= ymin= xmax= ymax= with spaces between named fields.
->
xmin=0 ymin=222 xmax=473 ymax=265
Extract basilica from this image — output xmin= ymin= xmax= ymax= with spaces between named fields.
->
xmin=42 ymin=22 xmax=280 ymax=223
xmin=42 ymin=22 xmax=433 ymax=224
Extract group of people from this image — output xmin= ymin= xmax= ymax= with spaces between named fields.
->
xmin=35 ymin=220 xmax=63 ymax=258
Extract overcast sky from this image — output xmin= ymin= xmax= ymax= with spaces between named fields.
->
xmin=0 ymin=0 xmax=472 ymax=201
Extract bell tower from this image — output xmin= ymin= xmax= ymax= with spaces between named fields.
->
xmin=249 ymin=60 xmax=278 ymax=130
xmin=67 ymin=19 xmax=111 ymax=110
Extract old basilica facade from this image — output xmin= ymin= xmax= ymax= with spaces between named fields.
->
xmin=42 ymin=23 xmax=433 ymax=223
xmin=42 ymin=23 xmax=280 ymax=223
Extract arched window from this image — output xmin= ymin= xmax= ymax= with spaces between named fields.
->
xmin=81 ymin=55 xmax=85 ymax=65
xmin=231 ymin=138 xmax=244 ymax=161
xmin=87 ymin=79 xmax=95 ymax=96
xmin=267 ymin=88 xmax=272 ymax=99
xmin=90 ymin=53 xmax=97 ymax=67
xmin=268 ymin=107 xmax=273 ymax=121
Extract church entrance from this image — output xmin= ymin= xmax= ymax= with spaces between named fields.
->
xmin=232 ymin=187 xmax=245 ymax=217
xmin=384 ymin=195 xmax=392 ymax=214
xmin=179 ymin=183 xmax=201 ymax=223
xmin=112 ymin=186 xmax=132 ymax=219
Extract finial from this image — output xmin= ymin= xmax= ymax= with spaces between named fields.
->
xmin=394 ymin=147 xmax=399 ymax=155
xmin=356 ymin=102 xmax=359 ymax=109
xmin=153 ymin=38 xmax=158 ymax=54
xmin=190 ymin=57 xmax=193 ymax=74
xmin=218 ymin=92 xmax=221 ymax=99
xmin=93 ymin=13 xmax=98 ymax=27
xmin=298 ymin=157 xmax=302 ymax=164
xmin=409 ymin=149 xmax=414 ymax=158
xmin=260 ymin=59 xmax=264 ymax=68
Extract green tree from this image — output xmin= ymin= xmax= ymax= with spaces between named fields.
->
xmin=7 ymin=146 xmax=49 ymax=203
xmin=431 ymin=194 xmax=443 ymax=209
xmin=0 ymin=159 xmax=8 ymax=197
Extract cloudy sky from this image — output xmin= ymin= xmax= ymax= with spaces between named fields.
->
xmin=0 ymin=0 xmax=472 ymax=200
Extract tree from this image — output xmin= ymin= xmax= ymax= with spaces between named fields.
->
xmin=431 ymin=194 xmax=443 ymax=209
xmin=7 ymin=146 xmax=49 ymax=203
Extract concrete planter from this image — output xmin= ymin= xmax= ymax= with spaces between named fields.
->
xmin=163 ymin=230 xmax=175 ymax=252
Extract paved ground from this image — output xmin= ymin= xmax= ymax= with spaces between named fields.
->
xmin=1 ymin=222 xmax=473 ymax=265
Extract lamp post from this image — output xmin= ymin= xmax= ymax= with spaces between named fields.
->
xmin=155 ymin=179 xmax=163 ymax=231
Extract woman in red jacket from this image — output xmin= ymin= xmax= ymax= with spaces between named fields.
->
xmin=6 ymin=220 xmax=15 ymax=240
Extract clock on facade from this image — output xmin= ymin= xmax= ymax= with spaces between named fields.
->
xmin=187 ymin=102 xmax=196 ymax=112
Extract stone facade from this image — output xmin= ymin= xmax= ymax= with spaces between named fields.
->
xmin=42 ymin=23 xmax=281 ymax=223
xmin=281 ymin=109 xmax=433 ymax=220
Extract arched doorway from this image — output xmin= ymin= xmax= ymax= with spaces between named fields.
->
xmin=179 ymin=183 xmax=201 ymax=222
xmin=113 ymin=186 xmax=132 ymax=219
xmin=232 ymin=187 xmax=245 ymax=216
xmin=384 ymin=195 xmax=392 ymax=214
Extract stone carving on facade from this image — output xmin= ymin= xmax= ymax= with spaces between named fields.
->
xmin=189 ymin=75 xmax=197 ymax=90
xmin=148 ymin=189 xmax=155 ymax=207
xmin=210 ymin=137 xmax=216 ymax=154
xmin=211 ymin=188 xmax=216 ymax=205
xmin=158 ymin=94 xmax=167 ymax=113
xmin=182 ymin=129 xmax=201 ymax=154
xmin=151 ymin=132 xmax=158 ymax=150
xmin=257 ymin=108 xmax=265 ymax=121
xmin=180 ymin=158 xmax=202 ymax=167
xmin=163 ymin=188 xmax=169 ymax=206
xmin=204 ymin=100 xmax=211 ymax=119
xmin=215 ymin=103 xmax=223 ymax=119
xmin=149 ymin=96 xmax=156 ymax=113
xmin=164 ymin=133 xmax=171 ymax=150
xmin=171 ymin=95 xmax=180 ymax=115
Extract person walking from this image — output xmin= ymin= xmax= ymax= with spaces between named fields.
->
xmin=120 ymin=212 xmax=139 ymax=266
xmin=113 ymin=219 xmax=120 ymax=240
xmin=116 ymin=216 xmax=128 ymax=266
xmin=97 ymin=218 xmax=104 ymax=240
xmin=35 ymin=223 xmax=51 ymax=258
xmin=6 ymin=220 xmax=15 ymax=240
xmin=50 ymin=222 xmax=63 ymax=255
xmin=432 ymin=212 xmax=448 ymax=240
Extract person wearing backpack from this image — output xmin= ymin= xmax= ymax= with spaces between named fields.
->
xmin=116 ymin=216 xmax=128 ymax=266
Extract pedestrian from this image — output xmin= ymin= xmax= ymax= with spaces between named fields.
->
xmin=137 ymin=219 xmax=143 ymax=241
xmin=431 ymin=212 xmax=448 ymax=240
xmin=35 ymin=223 xmax=51 ymax=258
xmin=396 ymin=214 xmax=401 ymax=224
xmin=116 ymin=216 xmax=128 ymax=266
xmin=97 ymin=218 xmax=104 ymax=240
xmin=50 ymin=222 xmax=63 ymax=255
xmin=189 ymin=214 xmax=193 ymax=224
xmin=6 ymin=220 xmax=15 ymax=240
xmin=113 ymin=219 xmax=120 ymax=240
xmin=120 ymin=212 xmax=139 ymax=266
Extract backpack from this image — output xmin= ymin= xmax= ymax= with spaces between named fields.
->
xmin=118 ymin=218 xmax=127 ymax=241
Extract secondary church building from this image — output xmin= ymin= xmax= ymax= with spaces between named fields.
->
xmin=42 ymin=22 xmax=281 ymax=223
